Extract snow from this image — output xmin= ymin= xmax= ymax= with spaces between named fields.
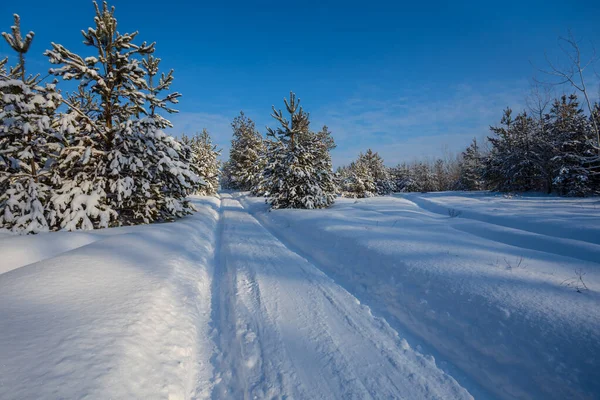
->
xmin=211 ymin=194 xmax=469 ymax=399
xmin=237 ymin=191 xmax=600 ymax=399
xmin=1 ymin=191 xmax=599 ymax=399
xmin=0 ymin=197 xmax=219 ymax=399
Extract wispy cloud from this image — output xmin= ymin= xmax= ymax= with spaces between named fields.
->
xmin=165 ymin=77 xmax=599 ymax=169
xmin=313 ymin=81 xmax=530 ymax=166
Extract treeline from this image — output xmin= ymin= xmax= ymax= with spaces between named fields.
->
xmin=221 ymin=91 xmax=599 ymax=203
xmin=336 ymin=93 xmax=600 ymax=198
xmin=0 ymin=2 xmax=220 ymax=233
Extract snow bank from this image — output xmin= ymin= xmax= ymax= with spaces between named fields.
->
xmin=238 ymin=192 xmax=600 ymax=400
xmin=0 ymin=197 xmax=219 ymax=400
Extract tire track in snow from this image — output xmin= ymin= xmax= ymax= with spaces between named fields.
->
xmin=220 ymin=194 xmax=472 ymax=399
xmin=216 ymin=193 xmax=301 ymax=399
xmin=209 ymin=194 xmax=249 ymax=400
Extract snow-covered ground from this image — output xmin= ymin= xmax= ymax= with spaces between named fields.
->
xmin=0 ymin=197 xmax=220 ymax=399
xmin=239 ymin=191 xmax=600 ymax=400
xmin=1 ymin=192 xmax=599 ymax=399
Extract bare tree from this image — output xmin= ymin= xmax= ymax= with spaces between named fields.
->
xmin=535 ymin=31 xmax=599 ymax=149
xmin=526 ymin=81 xmax=553 ymax=130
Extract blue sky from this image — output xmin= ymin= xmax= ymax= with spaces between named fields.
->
xmin=1 ymin=0 xmax=599 ymax=166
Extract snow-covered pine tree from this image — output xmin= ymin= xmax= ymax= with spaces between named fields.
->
xmin=227 ymin=111 xmax=265 ymax=191
xmin=484 ymin=108 xmax=548 ymax=192
xmin=548 ymin=95 xmax=597 ymax=196
xmin=251 ymin=138 xmax=281 ymax=198
xmin=137 ymin=54 xmax=199 ymax=220
xmin=45 ymin=1 xmax=198 ymax=229
xmin=346 ymin=156 xmax=377 ymax=198
xmin=182 ymin=129 xmax=220 ymax=196
xmin=0 ymin=15 xmax=63 ymax=233
xmin=363 ymin=149 xmax=395 ymax=195
xmin=44 ymin=1 xmax=152 ymax=229
xmin=511 ymin=111 xmax=546 ymax=191
xmin=456 ymin=138 xmax=484 ymax=191
xmin=484 ymin=108 xmax=513 ymax=191
xmin=334 ymin=164 xmax=351 ymax=195
xmin=316 ymin=125 xmax=336 ymax=153
xmin=259 ymin=92 xmax=336 ymax=209
xmin=340 ymin=149 xmax=394 ymax=197
xmin=315 ymin=125 xmax=341 ymax=195
xmin=389 ymin=163 xmax=417 ymax=192
xmin=412 ymin=161 xmax=435 ymax=192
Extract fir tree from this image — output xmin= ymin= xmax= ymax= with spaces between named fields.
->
xmin=0 ymin=15 xmax=63 ymax=233
xmin=259 ymin=92 xmax=336 ymax=209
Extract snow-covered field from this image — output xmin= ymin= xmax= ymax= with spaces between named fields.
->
xmin=1 ymin=192 xmax=599 ymax=399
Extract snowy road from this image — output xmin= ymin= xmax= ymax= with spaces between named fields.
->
xmin=210 ymin=193 xmax=470 ymax=399
xmin=0 ymin=194 xmax=472 ymax=399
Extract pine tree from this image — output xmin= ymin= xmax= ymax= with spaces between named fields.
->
xmin=316 ymin=125 xmax=336 ymax=153
xmin=340 ymin=149 xmax=394 ymax=197
xmin=363 ymin=149 xmax=395 ymax=195
xmin=0 ymin=15 xmax=63 ymax=233
xmin=136 ymin=54 xmax=199 ymax=221
xmin=549 ymin=95 xmax=597 ymax=196
xmin=346 ymin=156 xmax=377 ymax=198
xmin=45 ymin=1 xmax=198 ymax=229
xmin=457 ymin=138 xmax=483 ymax=191
xmin=183 ymin=129 xmax=220 ymax=196
xmin=335 ymin=164 xmax=351 ymax=195
xmin=412 ymin=162 xmax=435 ymax=192
xmin=226 ymin=111 xmax=265 ymax=191
xmin=390 ymin=163 xmax=417 ymax=192
xmin=259 ymin=92 xmax=336 ymax=209
xmin=485 ymin=108 xmax=552 ymax=192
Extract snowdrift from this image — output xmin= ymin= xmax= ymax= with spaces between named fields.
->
xmin=0 ymin=197 xmax=219 ymax=399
